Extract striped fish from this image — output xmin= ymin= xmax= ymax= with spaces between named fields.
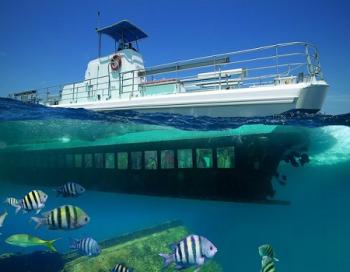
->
xmin=3 ymin=197 xmax=19 ymax=208
xmin=70 ymin=237 xmax=101 ymax=256
xmin=261 ymin=256 xmax=276 ymax=272
xmin=0 ymin=211 xmax=8 ymax=227
xmin=31 ymin=205 xmax=90 ymax=230
xmin=159 ymin=234 xmax=218 ymax=270
xmin=16 ymin=190 xmax=48 ymax=214
xmin=112 ymin=263 xmax=133 ymax=272
xmin=0 ymin=210 xmax=8 ymax=235
xmin=258 ymin=244 xmax=279 ymax=261
xmin=55 ymin=182 xmax=85 ymax=197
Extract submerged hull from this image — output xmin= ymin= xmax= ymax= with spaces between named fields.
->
xmin=53 ymin=81 xmax=328 ymax=117
xmin=0 ymin=130 xmax=309 ymax=204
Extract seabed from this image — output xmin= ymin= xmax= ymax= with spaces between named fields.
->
xmin=0 ymin=220 xmax=222 ymax=272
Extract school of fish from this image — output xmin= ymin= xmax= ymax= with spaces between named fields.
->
xmin=1 ymin=181 xmax=282 ymax=271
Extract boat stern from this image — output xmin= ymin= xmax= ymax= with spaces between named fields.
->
xmin=295 ymin=80 xmax=329 ymax=113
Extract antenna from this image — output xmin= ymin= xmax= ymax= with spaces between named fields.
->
xmin=96 ymin=11 xmax=101 ymax=30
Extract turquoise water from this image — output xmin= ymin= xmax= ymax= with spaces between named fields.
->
xmin=0 ymin=98 xmax=349 ymax=271
xmin=1 ymin=158 xmax=349 ymax=270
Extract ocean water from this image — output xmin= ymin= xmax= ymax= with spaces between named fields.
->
xmin=0 ymin=97 xmax=350 ymax=271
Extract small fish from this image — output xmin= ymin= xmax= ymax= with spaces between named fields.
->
xmin=0 ymin=211 xmax=8 ymax=227
xmin=55 ymin=182 xmax=85 ymax=197
xmin=112 ymin=263 xmax=134 ymax=272
xmin=16 ymin=190 xmax=48 ymax=214
xmin=261 ymin=256 xmax=276 ymax=272
xmin=31 ymin=205 xmax=90 ymax=230
xmin=159 ymin=234 xmax=218 ymax=271
xmin=5 ymin=234 xmax=60 ymax=252
xmin=0 ymin=210 xmax=8 ymax=235
xmin=3 ymin=197 xmax=19 ymax=208
xmin=70 ymin=237 xmax=101 ymax=256
xmin=258 ymin=244 xmax=279 ymax=261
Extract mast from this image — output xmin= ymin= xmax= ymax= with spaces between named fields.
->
xmin=97 ymin=11 xmax=101 ymax=58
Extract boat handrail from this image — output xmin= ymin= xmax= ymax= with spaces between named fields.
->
xmin=143 ymin=42 xmax=315 ymax=71
xmin=7 ymin=41 xmax=324 ymax=105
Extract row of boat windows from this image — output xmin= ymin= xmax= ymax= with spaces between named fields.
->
xmin=29 ymin=147 xmax=235 ymax=170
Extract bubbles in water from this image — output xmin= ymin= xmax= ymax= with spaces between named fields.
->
xmin=309 ymin=126 xmax=350 ymax=166
xmin=59 ymin=136 xmax=71 ymax=143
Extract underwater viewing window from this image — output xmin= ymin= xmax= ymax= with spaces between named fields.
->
xmin=74 ymin=154 xmax=83 ymax=168
xmin=145 ymin=151 xmax=158 ymax=169
xmin=161 ymin=150 xmax=174 ymax=169
xmin=117 ymin=152 xmax=128 ymax=170
xmin=84 ymin=153 xmax=93 ymax=168
xmin=217 ymin=146 xmax=235 ymax=168
xmin=105 ymin=153 xmax=115 ymax=169
xmin=177 ymin=149 xmax=193 ymax=168
xmin=131 ymin=151 xmax=142 ymax=169
xmin=94 ymin=153 xmax=104 ymax=168
xmin=196 ymin=148 xmax=213 ymax=168
xmin=57 ymin=154 xmax=65 ymax=168
xmin=65 ymin=154 xmax=74 ymax=168
xmin=253 ymin=161 xmax=260 ymax=170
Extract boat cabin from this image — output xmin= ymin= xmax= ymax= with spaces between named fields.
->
xmin=60 ymin=21 xmax=148 ymax=103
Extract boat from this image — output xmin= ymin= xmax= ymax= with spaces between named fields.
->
xmin=8 ymin=20 xmax=329 ymax=117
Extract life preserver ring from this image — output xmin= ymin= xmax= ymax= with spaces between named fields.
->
xmin=110 ymin=54 xmax=122 ymax=71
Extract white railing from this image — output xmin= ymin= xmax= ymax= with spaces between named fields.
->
xmin=8 ymin=42 xmax=323 ymax=105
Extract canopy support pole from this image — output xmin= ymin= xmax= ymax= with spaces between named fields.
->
xmin=98 ymin=33 xmax=102 ymax=58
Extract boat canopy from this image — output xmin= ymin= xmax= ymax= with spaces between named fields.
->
xmin=96 ymin=20 xmax=148 ymax=43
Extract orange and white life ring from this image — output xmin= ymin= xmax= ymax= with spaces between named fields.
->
xmin=110 ymin=54 xmax=122 ymax=71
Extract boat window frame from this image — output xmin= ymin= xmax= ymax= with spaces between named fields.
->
xmin=84 ymin=153 xmax=93 ymax=168
xmin=94 ymin=153 xmax=104 ymax=168
xmin=117 ymin=152 xmax=129 ymax=170
xmin=105 ymin=152 xmax=116 ymax=169
xmin=177 ymin=149 xmax=193 ymax=168
xmin=144 ymin=150 xmax=158 ymax=170
xmin=217 ymin=146 xmax=235 ymax=169
xmin=196 ymin=148 xmax=213 ymax=168
xmin=74 ymin=153 xmax=83 ymax=168
xmin=131 ymin=151 xmax=143 ymax=170
xmin=160 ymin=149 xmax=175 ymax=169
xmin=65 ymin=154 xmax=74 ymax=168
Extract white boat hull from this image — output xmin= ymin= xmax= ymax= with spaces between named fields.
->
xmin=52 ymin=81 xmax=328 ymax=117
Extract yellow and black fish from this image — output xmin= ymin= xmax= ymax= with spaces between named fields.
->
xmin=258 ymin=244 xmax=278 ymax=261
xmin=261 ymin=256 xmax=276 ymax=272
xmin=16 ymin=190 xmax=48 ymax=214
xmin=159 ymin=234 xmax=218 ymax=270
xmin=55 ymin=182 xmax=85 ymax=197
xmin=112 ymin=263 xmax=133 ymax=272
xmin=3 ymin=197 xmax=18 ymax=208
xmin=31 ymin=205 xmax=90 ymax=230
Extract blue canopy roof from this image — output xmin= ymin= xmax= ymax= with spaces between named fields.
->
xmin=96 ymin=20 xmax=148 ymax=43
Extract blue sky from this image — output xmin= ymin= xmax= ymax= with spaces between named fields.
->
xmin=0 ymin=0 xmax=349 ymax=113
